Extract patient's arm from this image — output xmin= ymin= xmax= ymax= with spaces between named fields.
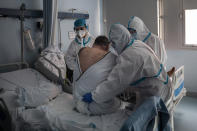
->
xmin=78 ymin=47 xmax=108 ymax=72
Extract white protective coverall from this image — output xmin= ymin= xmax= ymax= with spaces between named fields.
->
xmin=73 ymin=52 xmax=121 ymax=115
xmin=128 ymin=16 xmax=167 ymax=67
xmin=65 ymin=33 xmax=94 ymax=70
xmin=91 ymin=24 xmax=172 ymax=107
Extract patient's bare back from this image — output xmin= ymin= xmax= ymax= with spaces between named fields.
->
xmin=78 ymin=47 xmax=108 ymax=72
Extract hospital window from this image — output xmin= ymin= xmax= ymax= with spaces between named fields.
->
xmin=184 ymin=9 xmax=197 ymax=46
xmin=157 ymin=0 xmax=164 ymax=40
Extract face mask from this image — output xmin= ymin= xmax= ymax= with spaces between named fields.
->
xmin=77 ymin=30 xmax=86 ymax=38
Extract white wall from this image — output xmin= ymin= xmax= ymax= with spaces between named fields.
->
xmin=103 ymin=0 xmax=158 ymax=35
xmin=164 ymin=0 xmax=197 ymax=93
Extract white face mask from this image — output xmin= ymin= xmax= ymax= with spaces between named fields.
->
xmin=77 ymin=30 xmax=86 ymax=38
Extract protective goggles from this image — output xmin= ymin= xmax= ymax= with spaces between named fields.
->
xmin=128 ymin=28 xmax=137 ymax=34
xmin=74 ymin=26 xmax=86 ymax=31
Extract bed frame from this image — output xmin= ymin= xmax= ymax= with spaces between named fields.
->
xmin=170 ymin=66 xmax=186 ymax=131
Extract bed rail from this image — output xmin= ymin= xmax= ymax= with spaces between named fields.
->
xmin=0 ymin=62 xmax=29 ymax=73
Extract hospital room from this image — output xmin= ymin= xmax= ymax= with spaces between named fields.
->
xmin=0 ymin=0 xmax=196 ymax=131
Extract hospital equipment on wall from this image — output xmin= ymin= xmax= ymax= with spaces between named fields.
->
xmin=24 ymin=29 xmax=36 ymax=51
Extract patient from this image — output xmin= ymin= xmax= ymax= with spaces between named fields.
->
xmin=73 ymin=36 xmax=121 ymax=115
xmin=79 ymin=39 xmax=109 ymax=73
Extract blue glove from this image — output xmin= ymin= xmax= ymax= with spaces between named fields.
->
xmin=82 ymin=93 xmax=93 ymax=103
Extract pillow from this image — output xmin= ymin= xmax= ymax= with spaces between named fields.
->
xmin=35 ymin=46 xmax=66 ymax=84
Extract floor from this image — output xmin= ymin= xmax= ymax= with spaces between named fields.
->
xmin=174 ymin=96 xmax=197 ymax=131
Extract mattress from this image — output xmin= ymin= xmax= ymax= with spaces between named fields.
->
xmin=18 ymin=93 xmax=132 ymax=131
xmin=0 ymin=68 xmax=62 ymax=130
xmin=0 ymin=68 xmax=61 ymax=91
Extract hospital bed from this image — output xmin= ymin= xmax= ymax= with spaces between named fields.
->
xmin=170 ymin=66 xmax=186 ymax=131
xmin=17 ymin=93 xmax=132 ymax=131
xmin=0 ymin=66 xmax=130 ymax=131
xmin=0 ymin=65 xmax=185 ymax=131
xmin=0 ymin=68 xmax=63 ymax=130
xmin=0 ymin=68 xmax=169 ymax=131
xmin=16 ymin=93 xmax=171 ymax=131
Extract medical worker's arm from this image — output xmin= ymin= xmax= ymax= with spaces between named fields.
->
xmin=91 ymin=51 xmax=142 ymax=103
xmin=65 ymin=41 xmax=77 ymax=70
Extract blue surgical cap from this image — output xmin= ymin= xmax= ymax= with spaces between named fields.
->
xmin=74 ymin=19 xmax=87 ymax=28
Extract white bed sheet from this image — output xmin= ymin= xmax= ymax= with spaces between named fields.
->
xmin=19 ymin=93 xmax=132 ymax=131
xmin=0 ymin=68 xmax=62 ymax=129
xmin=0 ymin=68 xmax=46 ymax=90
xmin=0 ymin=68 xmax=62 ymax=107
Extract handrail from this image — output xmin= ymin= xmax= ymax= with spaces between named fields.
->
xmin=0 ymin=62 xmax=29 ymax=72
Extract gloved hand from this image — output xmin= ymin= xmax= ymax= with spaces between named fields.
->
xmin=82 ymin=93 xmax=93 ymax=103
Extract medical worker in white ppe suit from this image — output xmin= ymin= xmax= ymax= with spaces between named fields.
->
xmin=82 ymin=24 xmax=172 ymax=108
xmin=128 ymin=16 xmax=167 ymax=67
xmin=65 ymin=19 xmax=94 ymax=82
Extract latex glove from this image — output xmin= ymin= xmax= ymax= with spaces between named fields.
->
xmin=82 ymin=93 xmax=93 ymax=103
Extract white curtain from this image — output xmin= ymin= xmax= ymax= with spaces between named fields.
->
xmin=43 ymin=0 xmax=58 ymax=47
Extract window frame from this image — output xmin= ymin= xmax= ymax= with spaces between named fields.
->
xmin=182 ymin=9 xmax=197 ymax=48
